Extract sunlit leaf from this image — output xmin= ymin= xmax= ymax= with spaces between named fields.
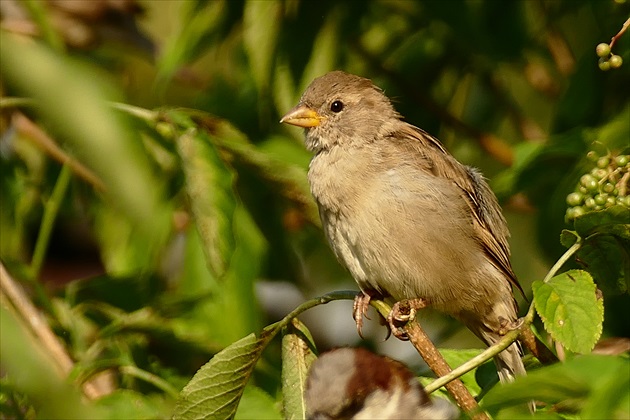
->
xmin=173 ymin=324 xmax=281 ymax=420
xmin=532 ymin=270 xmax=603 ymax=354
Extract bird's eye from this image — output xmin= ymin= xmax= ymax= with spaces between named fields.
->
xmin=330 ymin=100 xmax=344 ymax=113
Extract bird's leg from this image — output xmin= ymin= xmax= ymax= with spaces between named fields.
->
xmin=387 ymin=298 xmax=428 ymax=341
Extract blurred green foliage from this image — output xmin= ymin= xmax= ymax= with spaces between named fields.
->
xmin=1 ymin=0 xmax=629 ymax=418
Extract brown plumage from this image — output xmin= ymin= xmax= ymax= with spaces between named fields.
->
xmin=281 ymin=71 xmax=526 ymax=383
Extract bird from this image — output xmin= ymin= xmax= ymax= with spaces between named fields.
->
xmin=280 ymin=70 xmax=527 ymax=384
xmin=304 ymin=347 xmax=458 ymax=419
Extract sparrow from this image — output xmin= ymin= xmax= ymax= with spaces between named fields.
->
xmin=304 ymin=347 xmax=458 ymax=419
xmin=280 ymin=71 xmax=526 ymax=383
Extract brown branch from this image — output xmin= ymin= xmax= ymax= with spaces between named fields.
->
xmin=371 ymin=300 xmax=488 ymax=419
xmin=405 ymin=320 xmax=489 ymax=419
xmin=0 ymin=262 xmax=111 ymax=399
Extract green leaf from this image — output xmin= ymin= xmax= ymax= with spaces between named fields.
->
xmin=580 ymin=366 xmax=630 ymax=419
xmin=576 ymin=235 xmax=629 ymax=295
xmin=281 ymin=319 xmax=317 ymax=420
xmin=532 ymin=270 xmax=603 ymax=354
xmin=297 ymin=10 xmax=340 ymax=96
xmin=173 ymin=324 xmax=282 ymax=420
xmin=574 ymin=206 xmax=630 ymax=241
xmin=433 ymin=349 xmax=487 ymax=397
xmin=560 ymin=229 xmax=579 ymax=249
xmin=175 ymin=126 xmax=237 ymax=280
xmin=234 ymin=386 xmax=282 ymax=420
xmin=156 ymin=1 xmax=227 ymax=86
xmin=243 ymin=0 xmax=281 ymax=94
xmin=0 ymin=33 xmax=170 ymax=241
xmin=481 ymin=355 xmax=629 ymax=416
xmin=568 ymin=206 xmax=630 ymax=295
xmin=94 ymin=389 xmax=172 ymax=419
xmin=273 ymin=58 xmax=298 ymax=127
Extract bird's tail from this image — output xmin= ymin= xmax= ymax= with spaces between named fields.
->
xmin=494 ymin=341 xmax=526 ymax=383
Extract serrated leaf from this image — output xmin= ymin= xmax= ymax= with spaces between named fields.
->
xmin=281 ymin=319 xmax=317 ymax=420
xmin=576 ymin=235 xmax=628 ymax=295
xmin=560 ymin=229 xmax=580 ymax=249
xmin=176 ymin=127 xmax=237 ymax=280
xmin=574 ymin=206 xmax=630 ymax=241
xmin=563 ymin=207 xmax=630 ymax=295
xmin=532 ymin=270 xmax=603 ymax=353
xmin=173 ymin=324 xmax=282 ymax=420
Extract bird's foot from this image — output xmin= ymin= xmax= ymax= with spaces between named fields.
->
xmin=353 ymin=292 xmax=373 ymax=339
xmin=498 ymin=317 xmax=524 ymax=336
xmin=387 ymin=298 xmax=427 ymax=341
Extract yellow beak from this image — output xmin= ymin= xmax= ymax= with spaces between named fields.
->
xmin=280 ymin=105 xmax=321 ymax=128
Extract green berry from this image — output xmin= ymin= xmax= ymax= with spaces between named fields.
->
xmin=615 ymin=155 xmax=628 ymax=167
xmin=606 ymin=196 xmax=616 ymax=207
xmin=573 ymin=206 xmax=586 ymax=218
xmin=580 ymin=174 xmax=599 ymax=191
xmin=591 ymin=168 xmax=608 ymax=180
xmin=594 ymin=194 xmax=608 ymax=206
xmin=586 ymin=151 xmax=599 ymax=162
xmin=599 ymin=58 xmax=611 ymax=71
xmin=609 ymin=55 xmax=623 ymax=69
xmin=596 ymin=156 xmax=610 ymax=169
xmin=603 ymin=182 xmax=615 ymax=193
xmin=579 ymin=186 xmax=589 ymax=194
xmin=567 ymin=192 xmax=583 ymax=206
xmin=596 ymin=43 xmax=611 ymax=57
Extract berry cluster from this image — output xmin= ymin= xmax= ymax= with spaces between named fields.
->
xmin=596 ymin=43 xmax=623 ymax=71
xmin=565 ymin=149 xmax=630 ymax=221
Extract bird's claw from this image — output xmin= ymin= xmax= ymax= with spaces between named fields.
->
xmin=386 ymin=298 xmax=427 ymax=341
xmin=353 ymin=292 xmax=372 ymax=339
xmin=498 ymin=317 xmax=524 ymax=336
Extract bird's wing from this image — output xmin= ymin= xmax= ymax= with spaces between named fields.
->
xmin=389 ymin=124 xmax=524 ymax=297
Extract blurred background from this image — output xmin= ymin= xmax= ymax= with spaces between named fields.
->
xmin=1 ymin=0 xmax=629 ymax=417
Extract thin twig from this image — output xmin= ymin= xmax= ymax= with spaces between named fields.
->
xmin=12 ymin=112 xmax=106 ymax=191
xmin=609 ymin=18 xmax=630 ymax=50
xmin=426 ymin=327 xmax=521 ymax=394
